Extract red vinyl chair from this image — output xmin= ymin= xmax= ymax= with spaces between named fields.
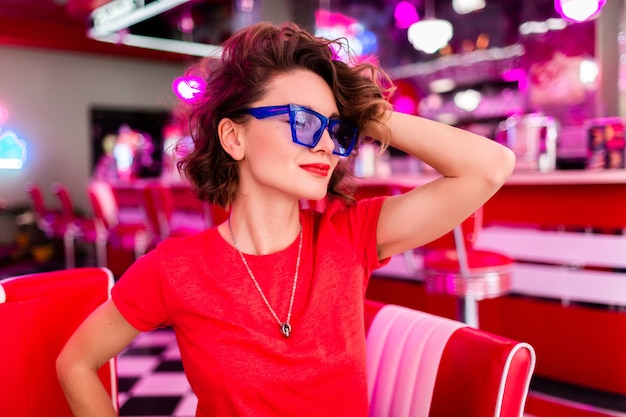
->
xmin=141 ymin=182 xmax=204 ymax=241
xmin=0 ymin=267 xmax=118 ymax=416
xmin=168 ymin=183 xmax=228 ymax=228
xmin=87 ymin=181 xmax=152 ymax=268
xmin=51 ymin=182 xmax=100 ymax=269
xmin=24 ymin=181 xmax=68 ymax=243
xmin=364 ymin=299 xmax=535 ymax=417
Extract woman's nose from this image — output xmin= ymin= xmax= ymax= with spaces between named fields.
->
xmin=312 ymin=128 xmax=335 ymax=154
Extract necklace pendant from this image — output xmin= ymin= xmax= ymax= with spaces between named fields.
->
xmin=280 ymin=322 xmax=292 ymax=338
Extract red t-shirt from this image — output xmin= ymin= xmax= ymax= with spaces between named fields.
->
xmin=112 ymin=197 xmax=389 ymax=416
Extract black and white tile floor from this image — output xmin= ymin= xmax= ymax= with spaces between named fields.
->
xmin=117 ymin=328 xmax=197 ymax=417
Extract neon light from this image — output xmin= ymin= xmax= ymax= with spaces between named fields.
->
xmin=315 ymin=10 xmax=378 ymax=60
xmin=172 ymin=76 xmax=206 ymax=102
xmin=0 ymin=129 xmax=27 ymax=170
xmin=394 ymin=2 xmax=419 ymax=29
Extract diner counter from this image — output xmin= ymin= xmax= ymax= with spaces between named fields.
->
xmin=359 ymin=168 xmax=626 ymax=230
xmin=358 ymin=168 xmax=626 ymax=187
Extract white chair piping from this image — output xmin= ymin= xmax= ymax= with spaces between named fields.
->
xmin=494 ymin=341 xmax=536 ymax=417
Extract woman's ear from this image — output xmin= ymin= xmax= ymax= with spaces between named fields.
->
xmin=218 ymin=118 xmax=244 ymax=161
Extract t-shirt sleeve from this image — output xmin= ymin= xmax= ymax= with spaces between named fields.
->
xmin=327 ymin=196 xmax=391 ymax=274
xmin=111 ymin=246 xmax=171 ymax=332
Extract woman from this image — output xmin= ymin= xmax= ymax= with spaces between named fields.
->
xmin=57 ymin=21 xmax=514 ymax=416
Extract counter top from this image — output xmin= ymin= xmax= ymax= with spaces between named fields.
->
xmin=358 ymin=169 xmax=626 ymax=187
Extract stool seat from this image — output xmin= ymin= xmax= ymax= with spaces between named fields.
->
xmin=424 ymin=249 xmax=512 ymax=300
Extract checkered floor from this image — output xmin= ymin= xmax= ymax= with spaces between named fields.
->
xmin=117 ymin=328 xmax=197 ymax=417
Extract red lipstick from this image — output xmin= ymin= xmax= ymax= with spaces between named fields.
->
xmin=300 ymin=163 xmax=331 ymax=177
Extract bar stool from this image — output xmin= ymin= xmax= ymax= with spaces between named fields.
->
xmin=421 ymin=206 xmax=513 ymax=328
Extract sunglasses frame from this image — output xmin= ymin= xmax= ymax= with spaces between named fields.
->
xmin=242 ymin=104 xmax=359 ymax=157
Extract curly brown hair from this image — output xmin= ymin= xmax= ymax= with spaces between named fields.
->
xmin=175 ymin=21 xmax=394 ymax=208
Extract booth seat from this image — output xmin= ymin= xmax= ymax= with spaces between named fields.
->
xmin=364 ymin=299 xmax=535 ymax=417
xmin=0 ymin=267 xmax=118 ymax=417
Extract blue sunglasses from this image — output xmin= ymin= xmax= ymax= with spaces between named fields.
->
xmin=242 ymin=104 xmax=359 ymax=157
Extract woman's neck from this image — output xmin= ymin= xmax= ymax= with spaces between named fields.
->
xmin=220 ymin=200 xmax=301 ymax=255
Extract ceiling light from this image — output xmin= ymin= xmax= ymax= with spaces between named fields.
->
xmin=93 ymin=33 xmax=222 ymax=57
xmin=452 ymin=0 xmax=486 ymax=14
xmin=407 ymin=0 xmax=453 ymax=54
xmin=555 ymin=0 xmax=606 ymax=22
xmin=90 ymin=0 xmax=191 ymax=37
xmin=408 ymin=19 xmax=453 ymax=54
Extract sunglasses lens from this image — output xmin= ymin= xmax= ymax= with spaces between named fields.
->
xmin=292 ymin=108 xmax=357 ymax=156
xmin=293 ymin=110 xmax=322 ymax=146
xmin=330 ymin=122 xmax=357 ymax=156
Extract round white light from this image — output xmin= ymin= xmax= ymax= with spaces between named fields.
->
xmin=452 ymin=0 xmax=486 ymax=14
xmin=557 ymin=0 xmax=604 ymax=22
xmin=454 ymin=89 xmax=482 ymax=112
xmin=408 ymin=19 xmax=453 ymax=54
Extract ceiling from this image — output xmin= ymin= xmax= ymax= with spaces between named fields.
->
xmin=0 ymin=0 xmax=568 ymax=68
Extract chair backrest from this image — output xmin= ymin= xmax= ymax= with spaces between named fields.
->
xmin=141 ymin=183 xmax=173 ymax=240
xmin=88 ymin=181 xmax=120 ymax=230
xmin=52 ymin=182 xmax=76 ymax=222
xmin=169 ymin=184 xmax=228 ymax=227
xmin=364 ymin=300 xmax=535 ymax=417
xmin=0 ymin=267 xmax=118 ymax=416
xmin=25 ymin=182 xmax=47 ymax=217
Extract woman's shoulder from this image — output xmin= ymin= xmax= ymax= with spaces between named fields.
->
xmin=300 ymin=196 xmax=387 ymax=236
xmin=155 ymin=227 xmax=222 ymax=257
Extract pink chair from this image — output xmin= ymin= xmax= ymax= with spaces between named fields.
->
xmin=0 ymin=267 xmax=118 ymax=416
xmin=364 ymin=299 xmax=535 ymax=417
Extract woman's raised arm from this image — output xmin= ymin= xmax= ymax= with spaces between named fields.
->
xmin=373 ymin=111 xmax=516 ymax=259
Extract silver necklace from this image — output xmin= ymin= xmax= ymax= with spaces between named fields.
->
xmin=228 ymin=216 xmax=302 ymax=338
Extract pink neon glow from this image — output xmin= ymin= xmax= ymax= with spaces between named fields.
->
xmin=501 ymin=68 xmax=528 ymax=91
xmin=394 ymin=2 xmax=419 ymax=29
xmin=394 ymin=97 xmax=417 ymax=115
xmin=315 ymin=9 xmax=357 ymax=29
xmin=172 ymin=76 xmax=206 ymax=102
xmin=555 ymin=0 xmax=606 ymax=22
xmin=0 ymin=105 xmax=8 ymax=125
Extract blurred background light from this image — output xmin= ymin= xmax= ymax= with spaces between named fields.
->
xmin=0 ymin=130 xmax=27 ymax=170
xmin=555 ymin=0 xmax=606 ymax=22
xmin=172 ymin=76 xmax=206 ymax=102
xmin=408 ymin=19 xmax=453 ymax=54
xmin=394 ymin=2 xmax=419 ymax=29
xmin=452 ymin=0 xmax=486 ymax=14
